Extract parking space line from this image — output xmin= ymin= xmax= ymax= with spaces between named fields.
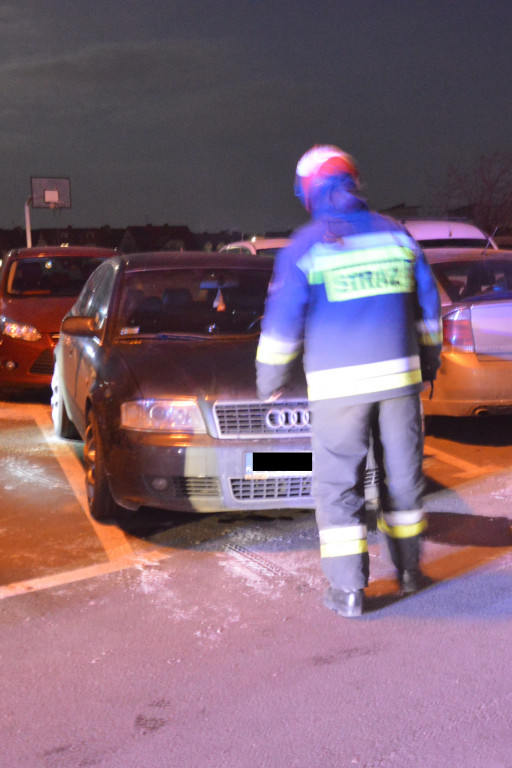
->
xmin=0 ymin=560 xmax=129 ymax=599
xmin=33 ymin=411 xmax=134 ymax=562
xmin=424 ymin=544 xmax=512 ymax=582
xmin=425 ymin=445 xmax=502 ymax=477
xmin=0 ymin=549 xmax=172 ymax=601
xmin=365 ymin=544 xmax=512 ymax=599
xmin=0 ymin=403 xmax=172 ymax=598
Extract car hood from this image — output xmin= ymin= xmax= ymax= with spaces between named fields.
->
xmin=0 ymin=296 xmax=77 ymax=333
xmin=115 ymin=336 xmax=307 ymax=400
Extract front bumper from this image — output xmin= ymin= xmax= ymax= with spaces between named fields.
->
xmin=106 ymin=430 xmax=315 ymax=513
xmin=0 ymin=334 xmax=55 ymax=388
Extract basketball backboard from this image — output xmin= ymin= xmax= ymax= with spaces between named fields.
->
xmin=30 ymin=177 xmax=71 ymax=209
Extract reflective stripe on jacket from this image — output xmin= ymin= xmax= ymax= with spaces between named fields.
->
xmin=256 ymin=210 xmax=442 ymax=404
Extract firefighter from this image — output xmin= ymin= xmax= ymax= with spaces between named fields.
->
xmin=256 ymin=145 xmax=442 ymax=617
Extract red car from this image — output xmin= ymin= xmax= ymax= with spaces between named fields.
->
xmin=0 ymin=245 xmax=117 ymax=390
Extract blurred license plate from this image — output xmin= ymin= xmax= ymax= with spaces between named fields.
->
xmin=245 ymin=452 xmax=312 ymax=478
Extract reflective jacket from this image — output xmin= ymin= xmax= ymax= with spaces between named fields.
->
xmin=256 ymin=203 xmax=442 ymax=403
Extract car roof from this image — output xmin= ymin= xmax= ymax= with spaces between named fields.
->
xmin=120 ymin=251 xmax=275 ymax=271
xmin=220 ymin=238 xmax=290 ymax=254
xmin=402 ymin=218 xmax=490 ymax=237
xmin=402 ymin=218 xmax=497 ymax=249
xmin=424 ymin=247 xmax=512 ymax=264
xmin=7 ymin=246 xmax=117 ymax=259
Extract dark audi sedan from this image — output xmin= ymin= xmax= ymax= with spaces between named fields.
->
xmin=52 ymin=252 xmax=315 ymax=520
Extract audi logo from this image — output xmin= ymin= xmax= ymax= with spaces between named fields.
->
xmin=265 ymin=407 xmax=310 ymax=430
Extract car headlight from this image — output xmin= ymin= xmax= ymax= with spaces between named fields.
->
xmin=120 ymin=399 xmax=207 ymax=433
xmin=0 ymin=316 xmax=41 ymax=342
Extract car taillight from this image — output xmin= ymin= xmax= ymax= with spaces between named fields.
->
xmin=442 ymin=307 xmax=474 ymax=352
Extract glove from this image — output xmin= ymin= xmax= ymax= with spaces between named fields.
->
xmin=420 ymin=349 xmax=440 ymax=384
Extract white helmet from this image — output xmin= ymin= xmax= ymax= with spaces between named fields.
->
xmin=294 ymin=145 xmax=359 ymax=212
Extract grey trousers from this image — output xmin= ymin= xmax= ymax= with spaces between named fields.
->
xmin=311 ymin=394 xmax=425 ymax=591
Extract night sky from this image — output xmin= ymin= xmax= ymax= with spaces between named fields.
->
xmin=2 ymin=0 xmax=511 ymax=235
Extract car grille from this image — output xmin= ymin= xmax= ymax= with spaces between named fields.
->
xmin=230 ymin=476 xmax=313 ymax=501
xmin=214 ymin=401 xmax=311 ymax=438
xmin=29 ymin=348 xmax=54 ymax=375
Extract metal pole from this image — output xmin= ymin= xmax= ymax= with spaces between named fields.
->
xmin=25 ymin=197 xmax=32 ymax=248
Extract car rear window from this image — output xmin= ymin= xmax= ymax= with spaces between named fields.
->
xmin=431 ymin=259 xmax=512 ymax=302
xmin=6 ymin=256 xmax=109 ymax=297
xmin=418 ymin=238 xmax=488 ymax=248
xmin=116 ymin=267 xmax=272 ymax=337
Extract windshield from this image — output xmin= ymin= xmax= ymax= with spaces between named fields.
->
xmin=116 ymin=267 xmax=272 ymax=336
xmin=432 ymin=259 xmax=512 ymax=302
xmin=256 ymin=247 xmax=283 ymax=258
xmin=6 ymin=256 xmax=108 ymax=297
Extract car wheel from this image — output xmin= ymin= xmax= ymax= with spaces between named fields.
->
xmin=83 ymin=409 xmax=123 ymax=521
xmin=51 ymin=368 xmax=79 ymax=439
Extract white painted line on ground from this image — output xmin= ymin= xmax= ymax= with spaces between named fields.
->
xmin=0 ymin=549 xmax=172 ymax=601
xmin=0 ymin=402 xmax=173 ymax=598
xmin=33 ymin=408 xmax=134 ymax=562
xmin=0 ymin=561 xmax=127 ymax=599
xmin=425 ymin=445 xmax=502 ymax=477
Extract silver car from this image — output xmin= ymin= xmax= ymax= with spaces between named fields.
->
xmin=422 ymin=248 xmax=512 ymax=417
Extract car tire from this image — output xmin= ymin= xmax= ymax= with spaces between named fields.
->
xmin=84 ymin=408 xmax=124 ymax=521
xmin=51 ymin=368 xmax=80 ymax=439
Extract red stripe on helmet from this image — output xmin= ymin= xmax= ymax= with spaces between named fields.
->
xmin=295 ymin=145 xmax=359 ymax=211
xmin=318 ymin=155 xmax=359 ymax=183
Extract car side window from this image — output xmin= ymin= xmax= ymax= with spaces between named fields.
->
xmin=75 ymin=262 xmax=117 ymax=329
xmin=225 ymin=247 xmax=252 ymax=256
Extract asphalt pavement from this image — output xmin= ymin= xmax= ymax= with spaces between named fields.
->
xmin=1 ymin=399 xmax=512 ymax=767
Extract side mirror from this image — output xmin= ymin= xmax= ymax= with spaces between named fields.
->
xmin=61 ymin=315 xmax=99 ymax=337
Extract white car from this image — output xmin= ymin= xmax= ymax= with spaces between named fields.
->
xmin=220 ymin=237 xmax=290 ymax=258
xmin=402 ymin=219 xmax=497 ymax=249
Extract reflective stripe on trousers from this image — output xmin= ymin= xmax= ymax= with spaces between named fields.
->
xmin=312 ymin=394 xmax=425 ymax=591
xmin=378 ymin=509 xmax=427 ymax=539
xmin=319 ymin=525 xmax=368 ymax=558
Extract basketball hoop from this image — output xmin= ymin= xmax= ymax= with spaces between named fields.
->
xmin=30 ymin=178 xmax=71 ymax=209
xmin=49 ymin=203 xmax=62 ymax=218
xmin=25 ymin=177 xmax=71 ymax=246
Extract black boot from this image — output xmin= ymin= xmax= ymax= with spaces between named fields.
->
xmin=323 ymin=587 xmax=364 ymax=617
xmin=398 ymin=569 xmax=425 ymax=596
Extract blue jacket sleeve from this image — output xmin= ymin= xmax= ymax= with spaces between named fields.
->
xmin=256 ymin=243 xmax=309 ymax=399
xmin=414 ymin=249 xmax=443 ymax=382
